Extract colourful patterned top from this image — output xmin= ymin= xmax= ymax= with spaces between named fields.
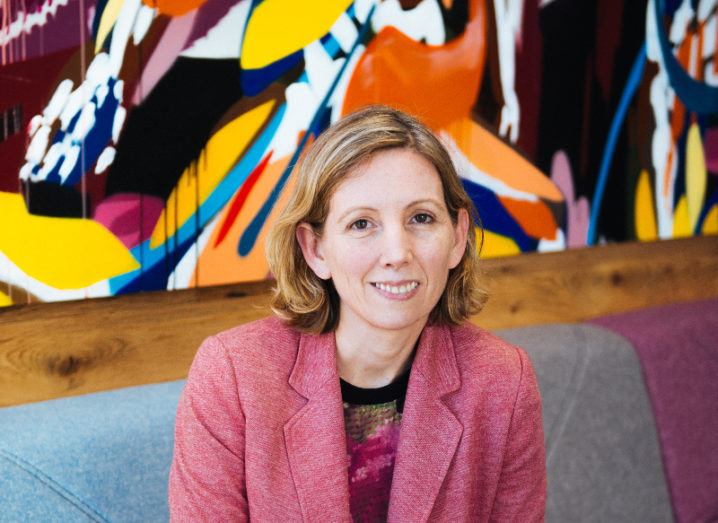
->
xmin=341 ymin=371 xmax=410 ymax=523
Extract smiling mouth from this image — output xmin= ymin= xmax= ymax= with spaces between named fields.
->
xmin=371 ymin=281 xmax=419 ymax=297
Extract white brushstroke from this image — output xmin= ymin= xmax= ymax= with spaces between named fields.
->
xmin=272 ymin=82 xmax=317 ymax=158
xmin=0 ymin=0 xmax=70 ymax=47
xmin=167 ymin=215 xmax=219 ymax=290
xmin=114 ymin=79 xmax=125 ymax=104
xmin=181 ymin=1 xmax=250 ymax=59
xmin=28 ymin=115 xmax=44 ymax=137
xmin=441 ymin=132 xmax=539 ymax=202
xmin=132 ymin=5 xmax=156 ymax=45
xmin=537 ymin=228 xmax=566 ymax=252
xmin=331 ymin=44 xmax=365 ymax=122
xmin=25 ymin=125 xmax=51 ymax=164
xmin=108 ymin=0 xmax=142 ymax=78
xmin=354 ymin=0 xmax=377 ymax=24
xmin=330 ymin=12 xmax=358 ymax=54
xmin=37 ymin=143 xmax=64 ymax=180
xmin=72 ymin=102 xmax=97 ymax=141
xmin=95 ymin=146 xmax=116 ymax=174
xmin=305 ymin=41 xmax=345 ymax=97
xmin=539 ymin=0 xmax=558 ymax=6
xmin=43 ymin=79 xmax=74 ymax=123
xmin=95 ymin=83 xmax=110 ymax=108
xmin=372 ymin=0 xmax=445 ymax=46
xmin=494 ymin=0 xmax=522 ymax=143
xmin=59 ymin=144 xmax=81 ymax=182
xmin=59 ymin=88 xmax=85 ymax=131
xmin=669 ymin=0 xmax=694 ymax=45
xmin=0 ymin=250 xmax=110 ymax=303
xmin=697 ymin=0 xmax=716 ymax=22
xmin=112 ymin=106 xmax=127 ymax=144
xmin=19 ymin=163 xmax=33 ymax=181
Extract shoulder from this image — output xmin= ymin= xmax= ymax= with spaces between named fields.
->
xmin=447 ymin=322 xmax=535 ymax=385
xmin=191 ymin=315 xmax=301 ymax=381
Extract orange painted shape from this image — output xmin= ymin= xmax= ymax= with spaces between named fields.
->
xmin=194 ymin=155 xmax=295 ymax=286
xmin=446 ymin=117 xmax=564 ymax=202
xmin=142 ymin=0 xmax=206 ymax=16
xmin=342 ymin=0 xmax=486 ymax=131
xmin=498 ymin=197 xmax=558 ymax=240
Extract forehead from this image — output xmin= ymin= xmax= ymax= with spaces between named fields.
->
xmin=328 ymin=149 xmax=444 ymax=213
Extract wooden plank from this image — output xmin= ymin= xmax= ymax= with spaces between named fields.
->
xmin=1 ymin=235 xmax=716 ymax=407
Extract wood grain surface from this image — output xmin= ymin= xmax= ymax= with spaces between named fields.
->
xmin=1 ymin=236 xmax=716 ymax=407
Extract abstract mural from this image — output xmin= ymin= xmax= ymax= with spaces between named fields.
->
xmin=0 ymin=0 xmax=716 ymax=306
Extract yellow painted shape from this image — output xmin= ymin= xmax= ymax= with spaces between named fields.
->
xmin=0 ymin=192 xmax=139 ymax=289
xmin=672 ymin=195 xmax=692 ymax=237
xmin=194 ymin=155 xmax=294 ymax=285
xmin=701 ymin=205 xmax=718 ymax=235
xmin=478 ymin=229 xmax=521 ymax=259
xmin=635 ymin=169 xmax=657 ymax=241
xmin=445 ymin=118 xmax=564 ymax=202
xmin=0 ymin=290 xmax=12 ymax=307
xmin=685 ymin=122 xmax=707 ymax=231
xmin=241 ymin=0 xmax=353 ymax=70
xmin=95 ymin=0 xmax=125 ymax=53
xmin=150 ymin=100 xmax=275 ymax=248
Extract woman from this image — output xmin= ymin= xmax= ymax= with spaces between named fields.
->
xmin=169 ymin=106 xmax=546 ymax=521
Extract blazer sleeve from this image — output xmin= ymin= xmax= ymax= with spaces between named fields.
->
xmin=489 ymin=347 xmax=547 ymax=522
xmin=169 ymin=335 xmax=248 ymax=522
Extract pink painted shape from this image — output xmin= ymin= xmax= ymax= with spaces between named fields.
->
xmin=705 ymin=127 xmax=718 ymax=174
xmin=130 ymin=9 xmax=198 ymax=106
xmin=94 ymin=193 xmax=165 ymax=249
xmin=550 ymin=150 xmax=589 ymax=247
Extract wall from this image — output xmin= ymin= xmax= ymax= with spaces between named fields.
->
xmin=1 ymin=0 xmax=717 ymax=306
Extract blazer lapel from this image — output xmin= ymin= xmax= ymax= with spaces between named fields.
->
xmin=387 ymin=324 xmax=463 ymax=522
xmin=284 ymin=330 xmax=352 ymax=522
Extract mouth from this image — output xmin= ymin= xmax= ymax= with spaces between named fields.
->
xmin=370 ymin=280 xmax=420 ymax=299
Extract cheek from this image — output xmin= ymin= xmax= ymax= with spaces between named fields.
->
xmin=327 ymin=242 xmax=374 ymax=286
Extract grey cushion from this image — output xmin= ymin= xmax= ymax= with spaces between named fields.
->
xmin=498 ymin=324 xmax=673 ymax=523
xmin=0 ymin=380 xmax=184 ymax=523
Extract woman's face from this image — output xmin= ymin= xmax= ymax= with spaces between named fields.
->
xmin=298 ymin=148 xmax=469 ymax=336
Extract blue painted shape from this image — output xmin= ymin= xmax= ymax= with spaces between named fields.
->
xmin=241 ymin=50 xmax=303 ymax=96
xmin=694 ymin=189 xmax=718 ymax=235
xmin=654 ymin=0 xmax=718 ymax=114
xmin=587 ymin=45 xmax=646 ymax=245
xmin=321 ymin=33 xmax=342 ymax=58
xmin=114 ymin=236 xmax=195 ymax=295
xmin=91 ymin=0 xmax=111 ymax=39
xmin=461 ymin=179 xmax=536 ymax=252
xmin=108 ymin=103 xmax=286 ymax=294
xmin=237 ymin=5 xmax=377 ymax=257
xmin=62 ymin=79 xmax=120 ymax=186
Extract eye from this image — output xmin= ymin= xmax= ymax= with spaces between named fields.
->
xmin=350 ymin=218 xmax=370 ymax=230
xmin=411 ymin=213 xmax=434 ymax=224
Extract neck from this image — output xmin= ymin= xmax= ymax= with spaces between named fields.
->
xmin=334 ymin=311 xmax=426 ymax=389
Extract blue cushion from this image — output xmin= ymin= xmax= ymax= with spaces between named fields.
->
xmin=0 ymin=380 xmax=185 ymax=523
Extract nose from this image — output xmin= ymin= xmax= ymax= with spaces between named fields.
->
xmin=379 ymin=223 xmax=413 ymax=268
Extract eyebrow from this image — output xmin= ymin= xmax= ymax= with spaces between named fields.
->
xmin=335 ymin=199 xmax=444 ymax=223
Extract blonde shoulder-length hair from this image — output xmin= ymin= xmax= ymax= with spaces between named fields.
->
xmin=265 ymin=105 xmax=488 ymax=333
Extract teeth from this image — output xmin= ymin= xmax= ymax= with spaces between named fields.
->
xmin=375 ymin=282 xmax=418 ymax=295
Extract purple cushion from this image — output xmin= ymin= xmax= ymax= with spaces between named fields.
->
xmin=590 ymin=299 xmax=718 ymax=523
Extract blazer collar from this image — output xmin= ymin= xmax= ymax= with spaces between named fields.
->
xmin=285 ymin=324 xmax=463 ymax=522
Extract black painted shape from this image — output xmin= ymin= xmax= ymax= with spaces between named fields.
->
xmin=105 ymin=57 xmax=243 ymax=200
xmin=440 ymin=0 xmax=469 ymax=41
xmin=23 ymin=181 xmax=87 ymax=218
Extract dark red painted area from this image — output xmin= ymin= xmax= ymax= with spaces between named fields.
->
xmin=0 ymin=46 xmax=78 ymax=193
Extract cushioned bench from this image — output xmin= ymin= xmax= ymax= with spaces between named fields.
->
xmin=2 ymin=300 xmax=715 ymax=522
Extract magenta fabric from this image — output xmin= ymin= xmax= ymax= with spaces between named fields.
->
xmin=590 ymin=299 xmax=718 ymax=523
xmin=169 ymin=316 xmax=546 ymax=521
xmin=343 ymin=402 xmax=401 ymax=521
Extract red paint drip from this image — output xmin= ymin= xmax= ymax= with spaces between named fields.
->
xmin=213 ymin=151 xmax=273 ymax=248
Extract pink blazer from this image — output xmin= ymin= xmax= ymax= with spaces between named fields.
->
xmin=169 ymin=316 xmax=546 ymax=521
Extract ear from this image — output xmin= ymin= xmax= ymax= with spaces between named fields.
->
xmin=448 ymin=208 xmax=470 ymax=270
xmin=296 ymin=223 xmax=332 ymax=280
